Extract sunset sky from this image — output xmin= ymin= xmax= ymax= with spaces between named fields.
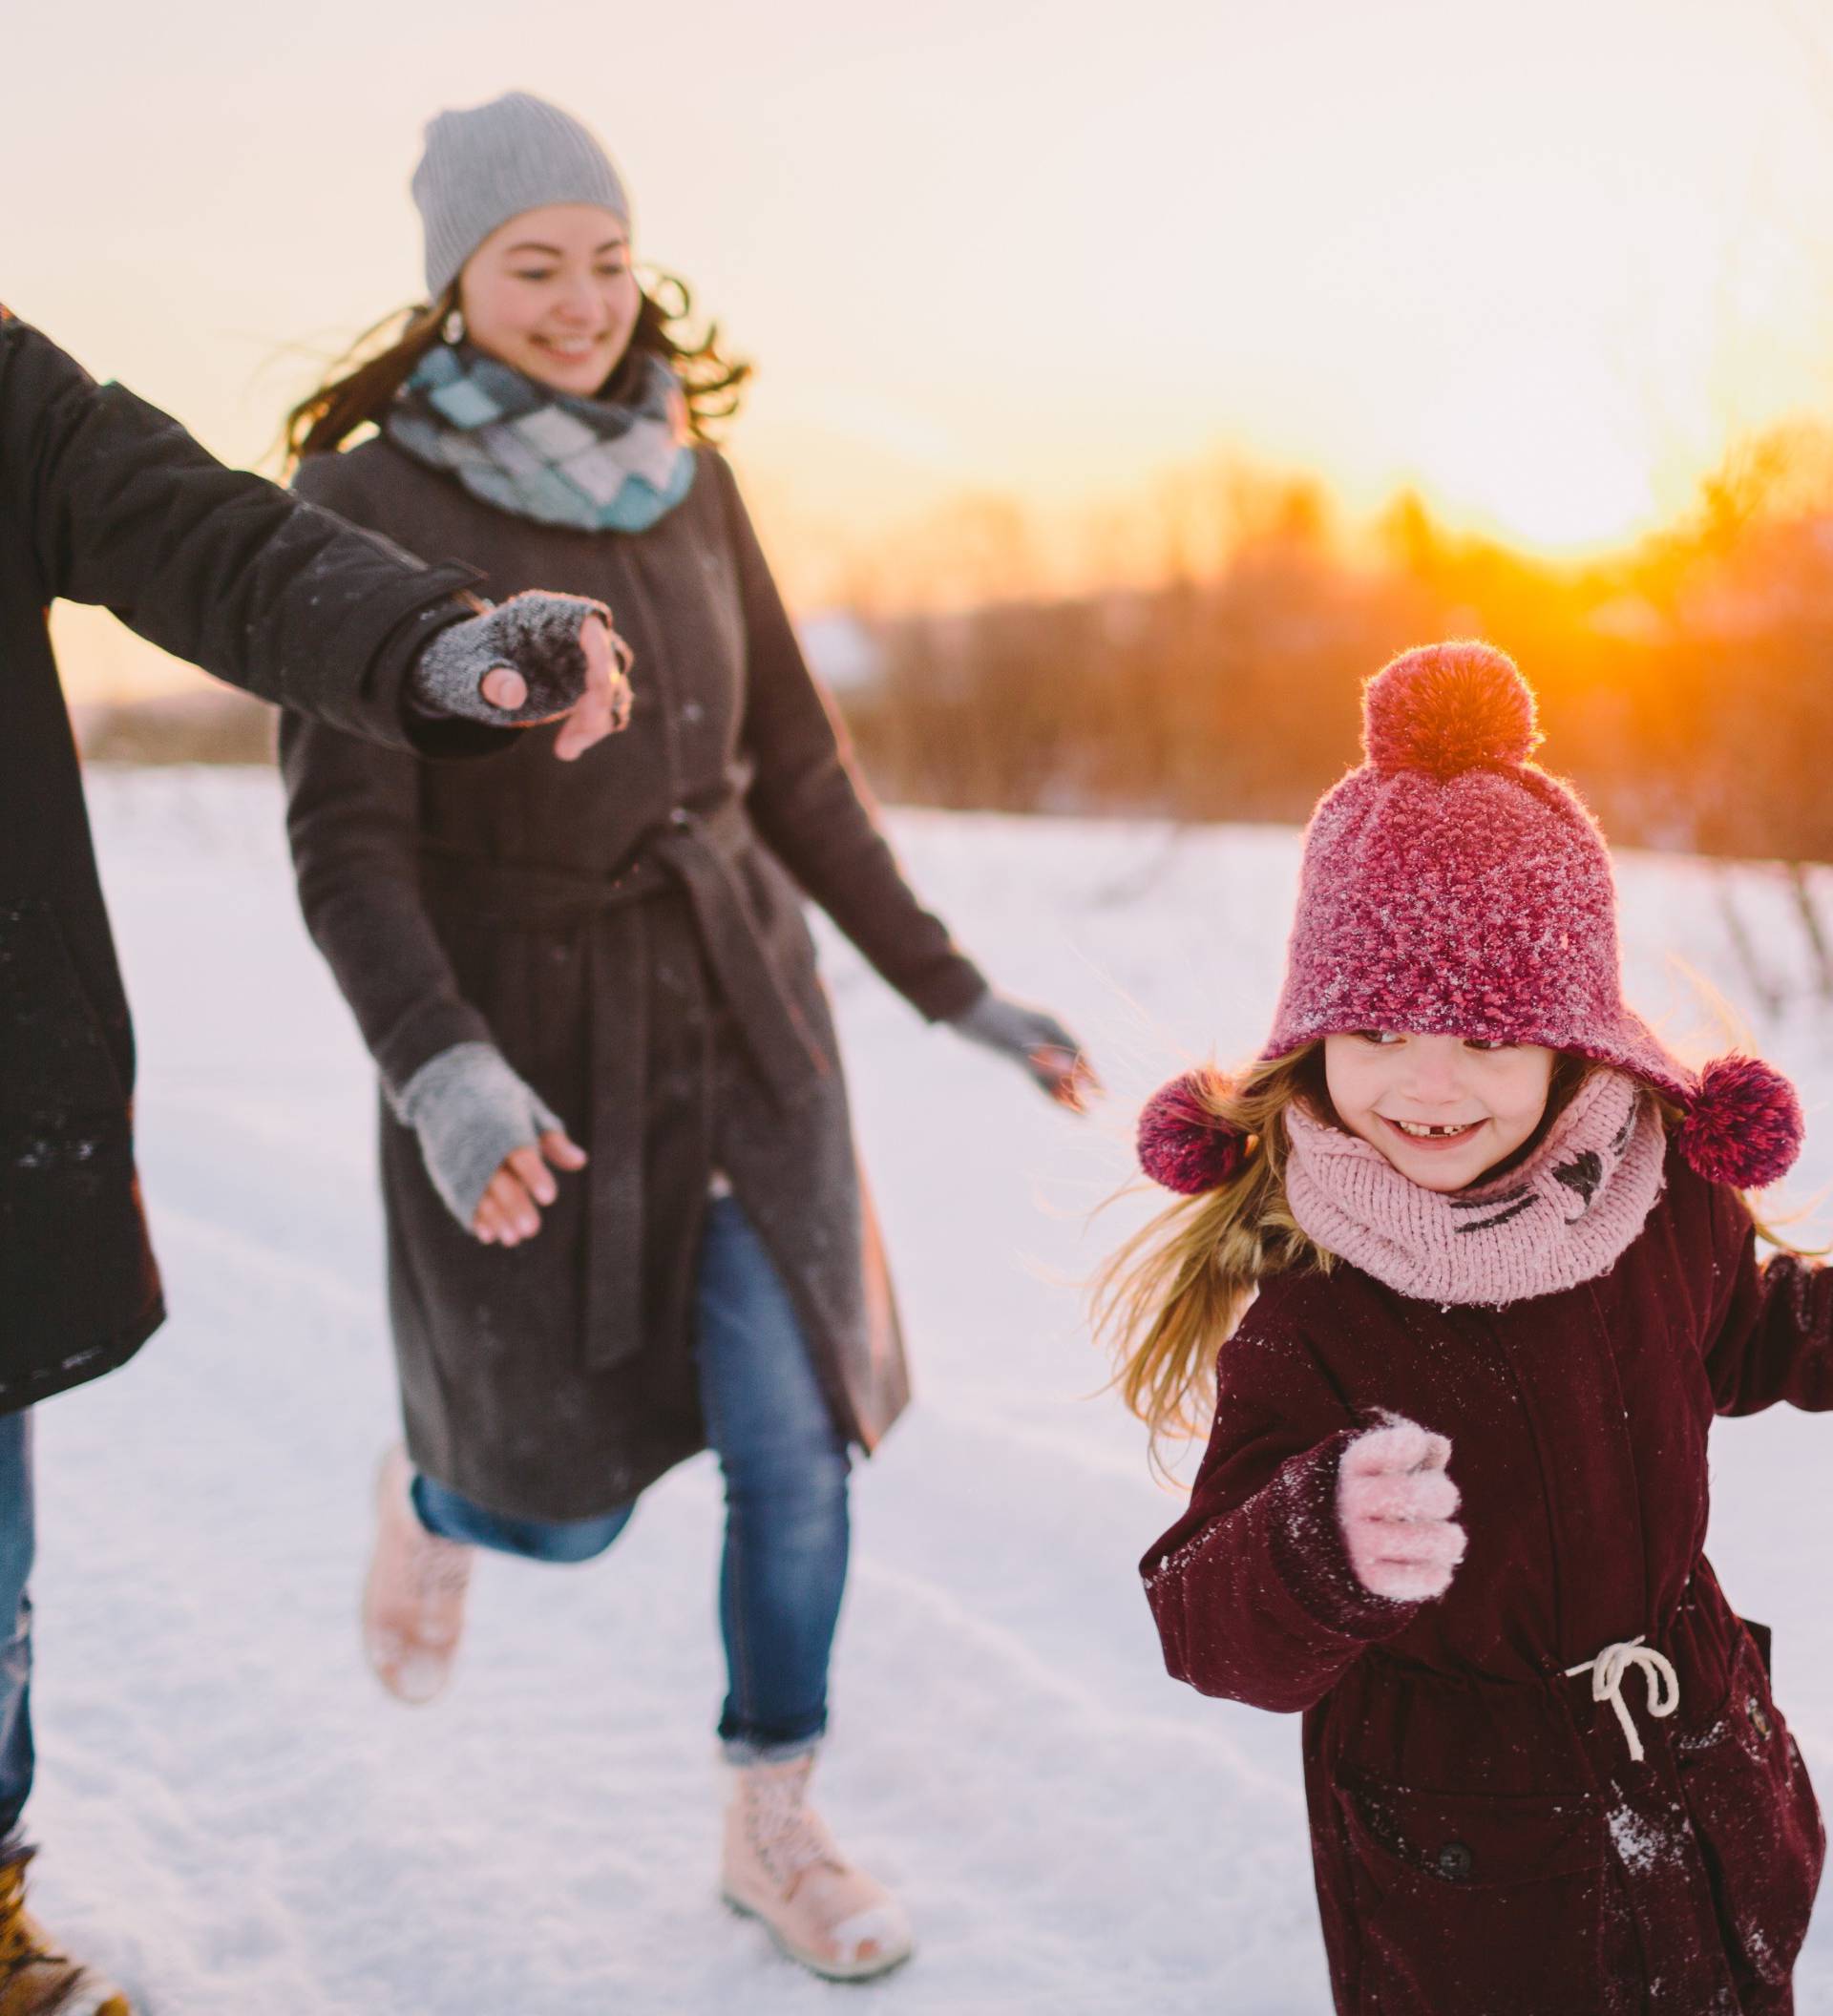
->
xmin=11 ymin=0 xmax=1833 ymax=696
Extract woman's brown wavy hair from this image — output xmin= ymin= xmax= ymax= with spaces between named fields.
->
xmin=283 ymin=272 xmax=751 ymax=467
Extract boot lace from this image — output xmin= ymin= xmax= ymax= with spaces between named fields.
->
xmin=407 ymin=1534 xmax=471 ymax=1604
xmin=743 ymin=1762 xmax=845 ymax=1891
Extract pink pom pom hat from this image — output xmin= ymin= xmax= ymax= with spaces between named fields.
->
xmin=1137 ymin=641 xmax=1803 ymax=1196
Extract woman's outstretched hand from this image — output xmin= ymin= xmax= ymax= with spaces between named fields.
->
xmin=947 ymin=989 xmax=1102 ymax=1112
xmin=472 ymin=1130 xmax=589 ymax=1247
xmin=392 ymin=1041 xmax=588 ymax=1245
xmin=411 ymin=592 xmax=636 ymax=759
xmin=1337 ymin=1416 xmax=1466 ymax=1603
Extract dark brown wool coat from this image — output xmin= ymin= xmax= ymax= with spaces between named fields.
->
xmin=1145 ymin=1146 xmax=1828 ymax=2015
xmin=281 ymin=436 xmax=985 ymax=1522
xmin=0 ymin=313 xmax=487 ymax=1410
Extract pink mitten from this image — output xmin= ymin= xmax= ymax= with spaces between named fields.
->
xmin=1337 ymin=1416 xmax=1466 ymax=1602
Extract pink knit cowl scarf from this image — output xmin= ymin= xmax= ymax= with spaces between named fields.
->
xmin=1283 ymin=1068 xmax=1668 ymax=1307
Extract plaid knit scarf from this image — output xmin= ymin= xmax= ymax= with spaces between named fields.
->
xmin=387 ymin=343 xmax=696 ymax=533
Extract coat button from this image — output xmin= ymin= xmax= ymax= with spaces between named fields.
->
xmin=1748 ymin=1695 xmax=1774 ymax=1738
xmin=1436 ymin=1841 xmax=1474 ymax=1881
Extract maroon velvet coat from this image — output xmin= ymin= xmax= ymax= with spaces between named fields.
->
xmin=1145 ymin=1144 xmax=1829 ymax=2014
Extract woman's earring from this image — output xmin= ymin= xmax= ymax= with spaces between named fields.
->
xmin=442 ymin=307 xmax=466 ymax=345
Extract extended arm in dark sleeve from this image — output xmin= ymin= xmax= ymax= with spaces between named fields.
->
xmin=1141 ymin=1326 xmax=1419 ymax=1712
xmin=1704 ymin=1183 xmax=1833 ymax=1415
xmin=3 ymin=317 xmax=480 ymax=751
xmin=279 ymin=710 xmax=493 ymax=1097
xmin=714 ymin=456 xmax=987 ymax=1021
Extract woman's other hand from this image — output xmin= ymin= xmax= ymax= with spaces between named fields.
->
xmin=947 ymin=989 xmax=1102 ymax=1112
xmin=471 ymin=1129 xmax=589 ymax=1246
xmin=392 ymin=1041 xmax=587 ymax=1244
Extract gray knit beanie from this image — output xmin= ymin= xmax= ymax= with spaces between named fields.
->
xmin=412 ymin=92 xmax=630 ymax=301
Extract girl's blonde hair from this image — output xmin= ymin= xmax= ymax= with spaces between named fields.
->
xmin=1094 ymin=1042 xmax=1617 ymax=1477
xmin=1091 ymin=1044 xmax=1332 ymax=1479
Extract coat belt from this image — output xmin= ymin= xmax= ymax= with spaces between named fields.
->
xmin=419 ymin=800 xmax=832 ymax=1372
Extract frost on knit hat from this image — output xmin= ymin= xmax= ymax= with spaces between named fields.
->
xmin=1136 ymin=642 xmax=1803 ymax=1196
xmin=412 ymin=92 xmax=631 ymax=301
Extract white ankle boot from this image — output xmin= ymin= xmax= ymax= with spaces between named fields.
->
xmin=360 ymin=1447 xmax=473 ymax=1705
xmin=720 ymin=1753 xmax=913 ymax=1982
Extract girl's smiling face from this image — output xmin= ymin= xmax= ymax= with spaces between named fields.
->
xmin=1321 ymin=1031 xmax=1556 ymax=1192
xmin=457 ymin=203 xmax=642 ymax=396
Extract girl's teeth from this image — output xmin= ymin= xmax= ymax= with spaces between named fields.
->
xmin=1395 ymin=1120 xmax=1476 ymax=1139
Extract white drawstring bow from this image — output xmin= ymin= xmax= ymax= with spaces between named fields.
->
xmin=1565 ymin=1635 xmax=1680 ymax=1763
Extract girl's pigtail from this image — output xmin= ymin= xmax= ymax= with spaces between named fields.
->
xmin=1093 ymin=1047 xmax=1329 ymax=1480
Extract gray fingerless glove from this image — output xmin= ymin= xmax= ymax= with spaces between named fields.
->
xmin=391 ymin=1041 xmax=566 ymax=1227
xmin=409 ymin=591 xmax=629 ymax=727
xmin=948 ymin=990 xmax=1087 ymax=1095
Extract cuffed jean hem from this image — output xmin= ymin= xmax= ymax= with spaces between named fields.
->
xmin=410 ymin=1474 xmax=635 ymax=1564
xmin=721 ymin=1728 xmax=826 ymax=1767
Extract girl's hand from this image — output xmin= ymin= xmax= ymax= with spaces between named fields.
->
xmin=1337 ymin=1416 xmax=1466 ymax=1602
xmin=947 ymin=989 xmax=1103 ymax=1112
xmin=472 ymin=1129 xmax=589 ymax=1247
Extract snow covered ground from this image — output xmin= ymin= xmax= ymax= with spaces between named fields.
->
xmin=27 ymin=767 xmax=1833 ymax=2012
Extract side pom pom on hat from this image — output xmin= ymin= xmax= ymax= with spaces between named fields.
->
xmin=1678 ymin=1055 xmax=1804 ymax=1189
xmin=1362 ymin=640 xmax=1543 ymax=778
xmin=1137 ymin=1069 xmax=1249 ymax=1195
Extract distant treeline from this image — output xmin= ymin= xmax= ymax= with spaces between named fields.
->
xmin=76 ymin=689 xmax=276 ymax=766
xmin=844 ymin=441 xmax=1833 ymax=865
xmin=76 ymin=429 xmax=1833 ymax=866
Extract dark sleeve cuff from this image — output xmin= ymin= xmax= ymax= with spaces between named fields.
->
xmin=1261 ymin=1430 xmax=1424 ymax=1642
xmin=906 ymin=957 xmax=994 ymax=1024
xmin=372 ymin=992 xmax=496 ymax=1104
xmin=1140 ymin=1429 xmax=1421 ymax=1711
xmin=370 ymin=596 xmax=522 ymax=762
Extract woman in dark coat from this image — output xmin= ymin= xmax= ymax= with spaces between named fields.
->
xmin=279 ymin=93 xmax=1092 ymax=1982
xmin=1106 ymin=644 xmax=1825 ymax=2014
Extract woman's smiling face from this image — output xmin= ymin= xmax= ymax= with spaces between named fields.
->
xmin=1321 ymin=1031 xmax=1556 ymax=1192
xmin=457 ymin=203 xmax=642 ymax=395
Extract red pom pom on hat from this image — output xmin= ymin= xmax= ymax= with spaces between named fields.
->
xmin=1678 ymin=1055 xmax=1803 ymax=1188
xmin=1137 ymin=1069 xmax=1249 ymax=1194
xmin=1363 ymin=641 xmax=1542 ymax=779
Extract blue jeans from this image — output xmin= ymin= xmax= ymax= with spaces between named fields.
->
xmin=412 ymin=1195 xmax=852 ymax=1759
xmin=0 ymin=1413 xmax=34 ymax=1844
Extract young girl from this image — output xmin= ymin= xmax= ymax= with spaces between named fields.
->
xmin=1104 ymin=641 xmax=1827 ymax=2014
xmin=277 ymin=92 xmax=1092 ymax=1985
